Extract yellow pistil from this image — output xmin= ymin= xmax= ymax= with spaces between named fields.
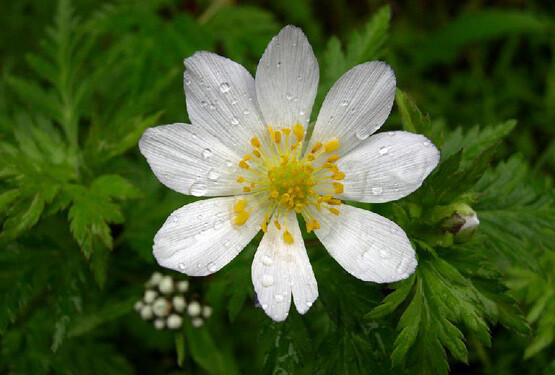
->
xmin=234 ymin=123 xmax=345 ymax=242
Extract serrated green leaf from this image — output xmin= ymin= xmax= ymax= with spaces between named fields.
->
xmin=366 ymin=275 xmax=415 ymax=319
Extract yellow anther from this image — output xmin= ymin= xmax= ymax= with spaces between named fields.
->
xmin=327 ymin=154 xmax=339 ymax=163
xmin=295 ymin=203 xmax=303 ymax=213
xmin=332 ymin=171 xmax=345 ymax=180
xmin=282 ymin=128 xmax=291 ymax=137
xmin=329 ymin=207 xmax=341 ymax=216
xmin=243 ymin=154 xmax=253 ymax=161
xmin=306 ymin=221 xmax=314 ymax=233
xmin=311 ymin=142 xmax=322 ymax=153
xmin=328 ymin=199 xmax=342 ymax=205
xmin=239 ymin=160 xmax=250 ymax=169
xmin=333 ymin=182 xmax=344 ymax=194
xmin=280 ymin=193 xmax=290 ymax=205
xmin=267 ymin=126 xmax=275 ymax=140
xmin=270 ymin=190 xmax=279 ymax=199
xmin=251 ymin=137 xmax=261 ymax=148
xmin=236 ymin=176 xmax=245 ymax=183
xmin=324 ymin=139 xmax=340 ymax=153
xmin=243 ymin=186 xmax=252 ymax=193
xmin=283 ymin=230 xmax=294 ymax=244
xmin=234 ymin=200 xmax=247 ymax=213
xmin=274 ymin=130 xmax=282 ymax=144
xmin=253 ymin=149 xmax=262 ymax=158
xmin=235 ymin=211 xmax=249 ymax=225
xmin=274 ymin=220 xmax=281 ymax=230
xmin=312 ymin=219 xmax=321 ymax=230
xmin=307 ymin=154 xmax=315 ymax=161
xmin=293 ymin=124 xmax=304 ymax=142
xmin=261 ymin=221 xmax=268 ymax=233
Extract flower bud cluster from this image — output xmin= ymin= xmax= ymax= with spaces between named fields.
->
xmin=134 ymin=272 xmax=213 ymax=330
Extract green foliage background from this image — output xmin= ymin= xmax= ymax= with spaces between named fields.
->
xmin=0 ymin=0 xmax=553 ymax=374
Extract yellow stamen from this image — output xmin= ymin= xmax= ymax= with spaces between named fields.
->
xmin=251 ymin=137 xmax=261 ymax=148
xmin=327 ymin=154 xmax=339 ymax=163
xmin=293 ymin=124 xmax=304 ymax=142
xmin=261 ymin=221 xmax=268 ymax=233
xmin=283 ymin=231 xmax=294 ymax=244
xmin=239 ymin=160 xmax=250 ymax=169
xmin=333 ymin=182 xmax=344 ymax=194
xmin=324 ymin=139 xmax=340 ymax=153
xmin=311 ymin=142 xmax=322 ymax=153
xmin=234 ymin=200 xmax=247 ymax=213
xmin=235 ymin=211 xmax=249 ymax=225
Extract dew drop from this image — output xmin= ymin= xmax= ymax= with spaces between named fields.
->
xmin=219 ymin=82 xmax=230 ymax=93
xmin=207 ymin=169 xmax=220 ymax=180
xmin=396 ymin=258 xmax=411 ymax=274
xmin=178 ymin=263 xmax=186 ymax=270
xmin=306 ymin=301 xmax=313 ymax=308
xmin=378 ymin=145 xmax=390 ymax=155
xmin=224 ymin=239 xmax=232 ymax=248
xmin=200 ymin=100 xmax=207 ymax=107
xmin=387 ymin=131 xmax=395 ymax=137
xmin=390 ymin=225 xmax=400 ymax=234
xmin=296 ymin=75 xmax=302 ymax=81
xmin=299 ymin=109 xmax=306 ymax=116
xmin=243 ymin=108 xmax=250 ymax=115
xmin=355 ymin=129 xmax=370 ymax=140
xmin=262 ymin=303 xmax=268 ymax=309
xmin=422 ymin=140 xmax=432 ymax=147
xmin=261 ymin=274 xmax=274 ymax=287
xmin=362 ymin=249 xmax=372 ymax=259
xmin=191 ymin=132 xmax=198 ymax=140
xmin=261 ymin=255 xmax=274 ymax=266
xmin=379 ymin=249 xmax=391 ymax=259
xmin=285 ymin=92 xmax=294 ymax=101
xmin=173 ymin=216 xmax=178 ymax=223
xmin=213 ymin=219 xmax=223 ymax=231
xmin=207 ymin=262 xmax=217 ymax=273
xmin=277 ymin=61 xmax=282 ymax=68
xmin=225 ymin=159 xmax=233 ymax=167
xmin=202 ymin=148 xmax=212 ymax=159
xmin=230 ymin=117 xmax=239 ymax=125
xmin=341 ymin=100 xmax=349 ymax=107
xmin=184 ymin=77 xmax=191 ymax=86
xmin=189 ymin=182 xmax=208 ymax=197
xmin=230 ymin=97 xmax=237 ymax=105
xmin=274 ymin=294 xmax=284 ymax=303
xmin=371 ymin=186 xmax=383 ymax=195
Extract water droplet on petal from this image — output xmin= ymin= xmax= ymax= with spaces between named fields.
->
xmin=189 ymin=182 xmax=208 ymax=196
xmin=261 ymin=274 xmax=274 ymax=287
xmin=371 ymin=186 xmax=383 ymax=195
xmin=219 ymin=82 xmax=230 ymax=93
xmin=225 ymin=159 xmax=233 ymax=167
xmin=422 ymin=140 xmax=432 ymax=147
xmin=224 ymin=240 xmax=231 ymax=248
xmin=178 ymin=263 xmax=186 ymax=270
xmin=243 ymin=108 xmax=250 ymax=115
xmin=355 ymin=129 xmax=370 ymax=140
xmin=191 ymin=133 xmax=198 ymax=140
xmin=200 ymin=100 xmax=207 ymax=107
xmin=341 ymin=100 xmax=349 ymax=107
xmin=207 ymin=169 xmax=220 ymax=180
xmin=230 ymin=117 xmax=239 ymax=125
xmin=277 ymin=61 xmax=282 ymax=68
xmin=378 ymin=145 xmax=390 ymax=155
xmin=387 ymin=131 xmax=395 ymax=137
xmin=285 ymin=92 xmax=294 ymax=101
xmin=379 ymin=249 xmax=391 ymax=259
xmin=396 ymin=258 xmax=411 ymax=274
xmin=213 ymin=219 xmax=223 ymax=230
xmin=274 ymin=294 xmax=284 ymax=302
xmin=261 ymin=255 xmax=274 ymax=266
xmin=207 ymin=262 xmax=217 ymax=273
xmin=202 ymin=148 xmax=212 ymax=159
xmin=296 ymin=75 xmax=302 ymax=81
xmin=390 ymin=224 xmax=400 ymax=234
xmin=306 ymin=301 xmax=313 ymax=308
xmin=173 ymin=217 xmax=178 ymax=223
xmin=230 ymin=97 xmax=237 ymax=105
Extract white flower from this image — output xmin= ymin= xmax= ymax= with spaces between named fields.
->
xmin=158 ymin=275 xmax=174 ymax=294
xmin=139 ymin=26 xmax=440 ymax=321
xmin=191 ymin=317 xmax=204 ymax=328
xmin=201 ymin=305 xmax=213 ymax=319
xmin=140 ymin=305 xmax=154 ymax=320
xmin=167 ymin=314 xmax=183 ymax=330
xmin=172 ymin=295 xmax=187 ymax=313
xmin=143 ymin=290 xmax=157 ymax=304
xmin=153 ymin=297 xmax=171 ymax=317
xmin=153 ymin=319 xmax=165 ymax=330
xmin=176 ymin=280 xmax=189 ymax=293
xmin=187 ymin=301 xmax=202 ymax=317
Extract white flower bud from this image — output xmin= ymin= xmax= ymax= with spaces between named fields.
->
xmin=153 ymin=319 xmax=165 ymax=330
xmin=201 ymin=305 xmax=213 ymax=319
xmin=134 ymin=301 xmax=144 ymax=312
xmin=167 ymin=314 xmax=183 ymax=330
xmin=176 ymin=280 xmax=189 ymax=293
xmin=191 ymin=317 xmax=204 ymax=328
xmin=158 ymin=276 xmax=174 ymax=294
xmin=172 ymin=296 xmax=187 ymax=313
xmin=147 ymin=272 xmax=163 ymax=287
xmin=187 ymin=301 xmax=201 ymax=317
xmin=143 ymin=289 xmax=157 ymax=304
xmin=140 ymin=305 xmax=154 ymax=320
xmin=153 ymin=297 xmax=171 ymax=317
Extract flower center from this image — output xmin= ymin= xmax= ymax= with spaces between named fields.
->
xmin=233 ymin=124 xmax=345 ymax=244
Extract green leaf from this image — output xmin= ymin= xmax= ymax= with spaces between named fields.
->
xmin=186 ymin=323 xmax=239 ymax=375
xmin=175 ymin=331 xmax=186 ymax=367
xmin=366 ymin=275 xmax=415 ymax=319
xmin=396 ymin=89 xmax=441 ymax=146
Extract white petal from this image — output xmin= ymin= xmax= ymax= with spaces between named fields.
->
xmin=312 ymin=204 xmax=417 ymax=283
xmin=153 ymin=197 xmax=264 ymax=276
xmin=255 ymin=25 xmax=319 ymax=129
xmin=184 ymin=52 xmax=267 ymax=154
xmin=252 ymin=212 xmax=318 ymax=321
xmin=139 ymin=123 xmax=243 ymax=197
xmin=338 ymin=131 xmax=440 ymax=203
xmin=309 ymin=62 xmax=396 ymax=156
